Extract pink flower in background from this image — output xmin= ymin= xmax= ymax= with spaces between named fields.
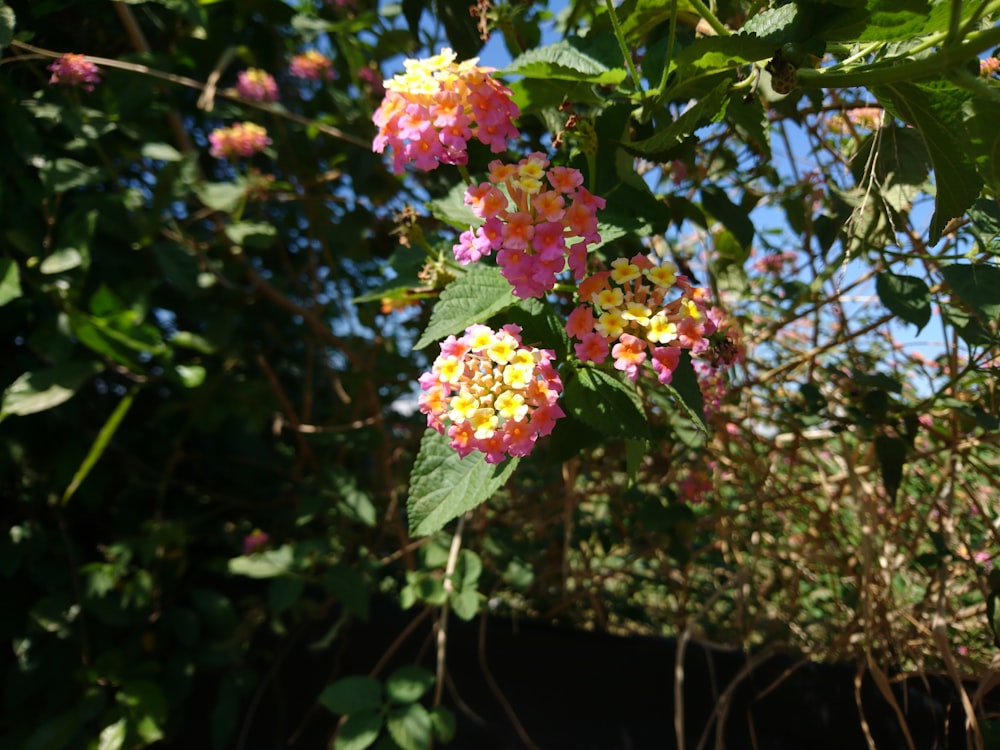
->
xmin=48 ymin=53 xmax=102 ymax=92
xmin=289 ymin=50 xmax=335 ymax=80
xmin=372 ymin=47 xmax=519 ymax=174
xmin=236 ymin=68 xmax=279 ymax=102
xmin=453 ymin=153 xmax=605 ymax=298
xmin=243 ymin=530 xmax=270 ymax=555
xmin=209 ymin=122 xmax=272 ymax=159
xmin=418 ymin=325 xmax=564 ymax=463
xmin=981 ymin=57 xmax=1000 ymax=77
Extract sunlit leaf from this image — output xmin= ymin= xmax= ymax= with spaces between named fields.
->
xmin=0 ymin=361 xmax=103 ymax=422
xmin=407 ymin=429 xmax=518 ymax=536
xmin=414 ymin=266 xmax=516 ymax=350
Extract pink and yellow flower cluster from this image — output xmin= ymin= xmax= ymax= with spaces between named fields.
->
xmin=48 ymin=53 xmax=101 ymax=92
xmin=566 ymin=255 xmax=718 ymax=384
xmin=418 ymin=325 xmax=564 ymax=463
xmin=209 ymin=121 xmax=272 ymax=160
xmin=289 ymin=50 xmax=335 ymax=81
xmin=455 ymin=153 xmax=605 ymax=298
xmin=236 ymin=68 xmax=280 ymax=102
xmin=372 ymin=48 xmax=519 ymax=174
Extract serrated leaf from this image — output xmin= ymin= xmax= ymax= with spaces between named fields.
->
xmin=624 ymin=80 xmax=730 ymax=160
xmin=563 ymin=368 xmax=650 ymax=439
xmin=386 ymin=703 xmax=432 ymax=750
xmin=414 ymin=266 xmax=516 ymax=350
xmin=385 ymin=666 xmax=434 ymax=703
xmin=407 ymin=429 xmax=518 ymax=536
xmin=964 ymin=97 xmax=1000 ymax=195
xmin=616 ymin=0 xmax=699 ymax=44
xmin=319 ymin=676 xmax=383 ymax=715
xmin=506 ymin=40 xmax=627 ymax=85
xmin=672 ymin=35 xmax=777 ymax=74
xmin=874 ymin=82 xmax=981 ymax=244
xmin=0 ymin=258 xmax=22 ymax=306
xmin=940 ymin=263 xmax=1000 ymax=321
xmin=875 ymin=272 xmax=931 ymax=332
xmin=860 ymin=0 xmax=948 ymax=41
xmin=0 ymin=361 xmax=103 ymax=421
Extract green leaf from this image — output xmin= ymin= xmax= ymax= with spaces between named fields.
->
xmin=225 ymin=221 xmax=277 ymax=249
xmin=875 ymin=272 xmax=931 ymax=332
xmin=334 ymin=711 xmax=382 ymax=750
xmin=39 ymin=158 xmax=102 ymax=193
xmin=116 ymin=681 xmax=167 ymax=744
xmin=227 ymin=545 xmax=294 ymax=578
xmin=429 ymin=707 xmax=456 ymax=742
xmin=452 ymin=549 xmax=482 ymax=588
xmin=940 ymin=263 xmax=1000 ymax=321
xmin=450 ymin=588 xmax=479 ymax=620
xmin=62 ymin=385 xmax=138 ymax=505
xmin=385 ymin=665 xmax=434 ymax=703
xmin=859 ymin=0 xmax=947 ymax=41
xmin=0 ymin=4 xmax=15 ymax=49
xmin=319 ymin=676 xmax=383 ymax=715
xmin=506 ymin=40 xmax=627 ymax=85
xmin=0 ymin=361 xmax=103 ymax=421
xmin=624 ymin=80 xmax=730 ymax=160
xmin=96 ymin=719 xmax=127 ymax=750
xmin=386 ymin=703 xmax=433 ymax=750
xmin=413 ymin=266 xmax=516 ymax=350
xmin=701 ymin=185 xmax=754 ymax=250
xmin=174 ymin=364 xmax=207 ymax=388
xmin=874 ymin=434 xmax=907 ymax=504
xmin=196 ymin=180 xmax=246 ymax=213
xmin=964 ymin=97 xmax=1000 ymax=195
xmin=39 ymin=248 xmax=84 ymax=275
xmin=615 ymin=0 xmax=699 ymax=43
xmin=563 ymin=368 xmax=650 ymax=439
xmin=141 ymin=142 xmax=183 ymax=162
xmin=0 ymin=257 xmax=22 ymax=305
xmin=407 ymin=429 xmax=519 ymax=536
xmin=427 ymin=180 xmax=477 ymax=231
xmin=873 ymin=82 xmax=981 ymax=244
xmin=268 ymin=576 xmax=305 ymax=614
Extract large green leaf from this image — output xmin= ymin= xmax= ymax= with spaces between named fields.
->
xmin=406 ymin=429 xmax=519 ymax=536
xmin=414 ymin=266 xmax=516 ymax=350
xmin=0 ymin=361 xmax=103 ymax=422
xmin=964 ymin=97 xmax=1000 ymax=195
xmin=940 ymin=263 xmax=1000 ymax=321
xmin=386 ymin=703 xmax=433 ymax=750
xmin=563 ymin=367 xmax=650 ymax=439
xmin=506 ymin=40 xmax=627 ymax=85
xmin=0 ymin=257 xmax=22 ymax=306
xmin=319 ymin=676 xmax=383 ymax=715
xmin=385 ymin=666 xmax=435 ymax=703
xmin=874 ymin=82 xmax=981 ymax=244
xmin=875 ymin=271 xmax=931 ymax=332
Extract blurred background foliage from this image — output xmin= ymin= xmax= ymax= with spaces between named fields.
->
xmin=1 ymin=0 xmax=999 ymax=748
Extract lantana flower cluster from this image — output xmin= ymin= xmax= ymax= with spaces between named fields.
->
xmin=455 ymin=152 xmax=605 ymax=298
xmin=566 ymin=254 xmax=719 ymax=384
xmin=289 ymin=50 xmax=335 ymax=80
xmin=209 ymin=121 xmax=272 ymax=159
xmin=372 ymin=47 xmax=519 ymax=174
xmin=236 ymin=68 xmax=280 ymax=102
xmin=48 ymin=53 xmax=101 ymax=92
xmin=417 ymin=325 xmax=564 ymax=463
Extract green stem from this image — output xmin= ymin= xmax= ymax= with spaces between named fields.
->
xmin=685 ymin=0 xmax=730 ymax=37
xmin=797 ymin=24 xmax=1000 ymax=89
xmin=656 ymin=0 xmax=680 ymax=94
xmin=604 ymin=0 xmax=644 ymax=94
xmin=457 ymin=164 xmax=474 ymax=186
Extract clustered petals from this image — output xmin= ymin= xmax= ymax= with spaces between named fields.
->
xmin=454 ymin=153 xmax=605 ymax=298
xmin=372 ymin=48 xmax=520 ymax=174
xmin=418 ymin=325 xmax=564 ymax=463
xmin=236 ymin=68 xmax=280 ymax=102
xmin=48 ymin=53 xmax=101 ymax=92
xmin=289 ymin=51 xmax=335 ymax=80
xmin=566 ymin=254 xmax=725 ymax=384
xmin=209 ymin=122 xmax=271 ymax=159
